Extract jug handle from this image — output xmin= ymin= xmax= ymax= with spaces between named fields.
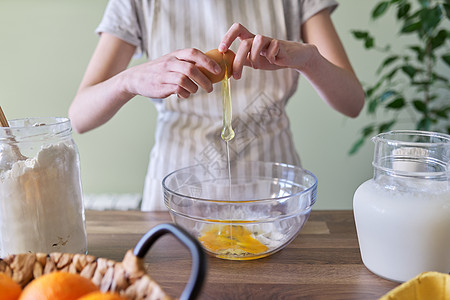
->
xmin=133 ymin=223 xmax=207 ymax=300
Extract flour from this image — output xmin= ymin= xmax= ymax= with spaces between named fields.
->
xmin=0 ymin=142 xmax=87 ymax=256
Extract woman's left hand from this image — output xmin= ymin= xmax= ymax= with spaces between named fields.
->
xmin=218 ymin=23 xmax=314 ymax=79
xmin=219 ymin=12 xmax=365 ymax=119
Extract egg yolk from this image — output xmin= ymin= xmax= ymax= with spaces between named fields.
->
xmin=199 ymin=225 xmax=268 ymax=257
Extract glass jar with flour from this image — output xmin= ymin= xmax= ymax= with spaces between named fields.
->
xmin=353 ymin=130 xmax=450 ymax=282
xmin=0 ymin=117 xmax=87 ymax=256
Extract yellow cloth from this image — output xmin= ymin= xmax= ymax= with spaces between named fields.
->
xmin=380 ymin=272 xmax=450 ymax=300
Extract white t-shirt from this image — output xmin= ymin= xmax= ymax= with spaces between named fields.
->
xmin=96 ymin=0 xmax=338 ymax=211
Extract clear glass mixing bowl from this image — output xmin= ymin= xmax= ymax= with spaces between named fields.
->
xmin=163 ymin=161 xmax=318 ymax=260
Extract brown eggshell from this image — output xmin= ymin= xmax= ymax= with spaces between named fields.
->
xmin=200 ymin=49 xmax=235 ymax=83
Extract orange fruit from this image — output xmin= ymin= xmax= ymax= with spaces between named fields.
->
xmin=200 ymin=49 xmax=235 ymax=83
xmin=77 ymin=291 xmax=127 ymax=300
xmin=0 ymin=273 xmax=22 ymax=300
xmin=19 ymin=272 xmax=99 ymax=300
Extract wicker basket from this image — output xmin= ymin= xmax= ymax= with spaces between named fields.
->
xmin=0 ymin=223 xmax=207 ymax=300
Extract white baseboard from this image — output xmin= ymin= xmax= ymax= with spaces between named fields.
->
xmin=83 ymin=193 xmax=142 ymax=211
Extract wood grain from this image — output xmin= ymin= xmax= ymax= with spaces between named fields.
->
xmin=0 ymin=106 xmax=9 ymax=127
xmin=85 ymin=210 xmax=399 ymax=300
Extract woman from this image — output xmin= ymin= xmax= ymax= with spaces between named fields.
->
xmin=69 ymin=0 xmax=364 ymax=210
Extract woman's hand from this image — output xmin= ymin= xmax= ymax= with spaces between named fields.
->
xmin=70 ymin=33 xmax=222 ymax=133
xmin=218 ymin=11 xmax=365 ymax=119
xmin=218 ymin=23 xmax=315 ymax=79
xmin=125 ymin=48 xmax=222 ymax=99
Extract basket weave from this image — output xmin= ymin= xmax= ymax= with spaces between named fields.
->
xmin=0 ymin=250 xmax=171 ymax=300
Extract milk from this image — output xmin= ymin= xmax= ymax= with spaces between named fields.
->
xmin=353 ymin=130 xmax=450 ymax=282
xmin=354 ymin=176 xmax=450 ymax=282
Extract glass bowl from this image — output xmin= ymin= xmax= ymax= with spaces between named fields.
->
xmin=162 ymin=161 xmax=318 ymax=260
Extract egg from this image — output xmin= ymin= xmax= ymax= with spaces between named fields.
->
xmin=200 ymin=49 xmax=235 ymax=83
xmin=199 ymin=224 xmax=268 ymax=256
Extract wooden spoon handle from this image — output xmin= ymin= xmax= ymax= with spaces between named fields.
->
xmin=0 ymin=106 xmax=26 ymax=160
xmin=0 ymin=106 xmax=10 ymax=127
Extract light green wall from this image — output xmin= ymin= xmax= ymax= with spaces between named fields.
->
xmin=0 ymin=1 xmax=406 ymax=209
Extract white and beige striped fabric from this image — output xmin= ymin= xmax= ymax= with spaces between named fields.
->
xmin=96 ymin=0 xmax=338 ymax=211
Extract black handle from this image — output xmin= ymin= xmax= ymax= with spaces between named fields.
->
xmin=133 ymin=223 xmax=207 ymax=300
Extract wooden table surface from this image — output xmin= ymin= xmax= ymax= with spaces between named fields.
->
xmin=85 ymin=210 xmax=399 ymax=300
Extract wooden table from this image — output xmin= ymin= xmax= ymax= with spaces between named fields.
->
xmin=85 ymin=210 xmax=399 ymax=299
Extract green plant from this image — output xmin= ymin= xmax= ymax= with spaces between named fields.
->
xmin=350 ymin=0 xmax=450 ymax=154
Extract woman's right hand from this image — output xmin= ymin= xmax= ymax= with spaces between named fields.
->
xmin=69 ymin=33 xmax=221 ymax=133
xmin=124 ymin=48 xmax=222 ymax=99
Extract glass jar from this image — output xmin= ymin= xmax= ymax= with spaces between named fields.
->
xmin=0 ymin=117 xmax=87 ymax=256
xmin=353 ymin=130 xmax=450 ymax=282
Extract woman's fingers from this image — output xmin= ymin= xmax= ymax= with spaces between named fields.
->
xmin=233 ymin=35 xmax=282 ymax=77
xmin=219 ymin=23 xmax=288 ymax=78
xmin=250 ymin=34 xmax=274 ymax=67
xmin=176 ymin=48 xmax=221 ymax=75
xmin=169 ymin=70 xmax=199 ymax=94
xmin=219 ymin=23 xmax=255 ymax=52
xmin=155 ymin=83 xmax=189 ymax=99
xmin=172 ymin=84 xmax=191 ymax=99
xmin=233 ymin=38 xmax=253 ymax=79
xmin=168 ymin=59 xmax=213 ymax=93
xmin=129 ymin=48 xmax=224 ymax=99
xmin=160 ymin=48 xmax=223 ymax=97
xmin=262 ymin=39 xmax=281 ymax=64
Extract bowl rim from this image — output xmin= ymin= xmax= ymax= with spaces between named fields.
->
xmin=162 ymin=161 xmax=318 ymax=204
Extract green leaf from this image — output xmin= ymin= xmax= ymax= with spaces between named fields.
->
xmin=379 ymin=120 xmax=396 ymax=133
xmin=444 ymin=3 xmax=450 ymax=19
xmin=349 ymin=137 xmax=365 ymax=155
xmin=351 ymin=30 xmax=369 ymax=39
xmin=432 ymin=72 xmax=449 ymax=83
xmin=385 ymin=67 xmax=399 ymax=81
xmin=420 ymin=6 xmax=443 ymax=35
xmin=377 ymin=55 xmax=399 ymax=74
xmin=401 ymin=65 xmax=416 ymax=78
xmin=413 ymin=100 xmax=427 ymax=112
xmin=366 ymin=81 xmax=383 ymax=97
xmin=408 ymin=9 xmax=422 ymax=20
xmin=412 ymin=80 xmax=432 ymax=86
xmin=408 ymin=45 xmax=425 ymax=61
xmin=372 ymin=1 xmax=390 ymax=19
xmin=417 ymin=117 xmax=432 ymax=131
xmin=431 ymin=29 xmax=447 ymax=50
xmin=397 ymin=2 xmax=411 ymax=19
xmin=401 ymin=21 xmax=422 ymax=33
xmin=368 ymin=99 xmax=379 ymax=114
xmin=434 ymin=110 xmax=448 ymax=119
xmin=362 ymin=125 xmax=375 ymax=137
xmin=365 ymin=37 xmax=375 ymax=49
xmin=428 ymin=95 xmax=438 ymax=102
xmin=386 ymin=97 xmax=405 ymax=109
xmin=442 ymin=54 xmax=450 ymax=67
xmin=418 ymin=0 xmax=429 ymax=9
